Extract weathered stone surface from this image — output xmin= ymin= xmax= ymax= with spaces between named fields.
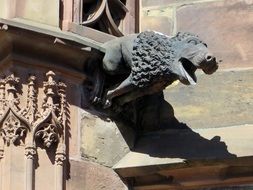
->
xmin=164 ymin=69 xmax=253 ymax=129
xmin=142 ymin=0 xmax=190 ymax=7
xmin=68 ymin=159 xmax=128 ymax=190
xmin=141 ymin=5 xmax=174 ymax=35
xmin=0 ymin=0 xmax=16 ymax=19
xmin=142 ymin=0 xmax=174 ymax=7
xmin=177 ymin=0 xmax=253 ymax=69
xmin=141 ymin=15 xmax=173 ymax=35
xmin=16 ymin=0 xmax=60 ymax=26
xmin=80 ymin=110 xmax=135 ymax=167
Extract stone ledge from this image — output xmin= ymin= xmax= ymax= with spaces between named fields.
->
xmin=114 ymin=125 xmax=253 ymax=189
xmin=67 ymin=159 xmax=128 ymax=190
xmin=115 ymin=124 xmax=253 ymax=169
xmin=0 ymin=18 xmax=105 ymax=51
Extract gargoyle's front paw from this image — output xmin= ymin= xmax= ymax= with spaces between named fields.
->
xmin=103 ymin=99 xmax=112 ymax=109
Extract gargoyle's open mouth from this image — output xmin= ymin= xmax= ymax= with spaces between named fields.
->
xmin=180 ymin=58 xmax=197 ymax=85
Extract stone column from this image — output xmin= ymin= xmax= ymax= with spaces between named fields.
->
xmin=55 ymin=144 xmax=66 ymax=190
xmin=25 ymin=144 xmax=36 ymax=190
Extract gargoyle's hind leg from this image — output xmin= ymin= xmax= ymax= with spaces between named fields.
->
xmin=104 ymin=75 xmax=135 ymax=108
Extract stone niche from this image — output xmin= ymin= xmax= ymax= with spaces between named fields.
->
xmin=0 ymin=23 xmax=128 ymax=190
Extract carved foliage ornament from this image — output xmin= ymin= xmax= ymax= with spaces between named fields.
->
xmin=25 ymin=145 xmax=37 ymax=160
xmin=35 ymin=123 xmax=60 ymax=148
xmin=0 ymin=74 xmax=30 ymax=146
xmin=0 ymin=148 xmax=4 ymax=159
xmin=1 ymin=111 xmax=28 ymax=146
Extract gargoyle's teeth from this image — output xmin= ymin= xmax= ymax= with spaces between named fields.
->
xmin=184 ymin=69 xmax=197 ymax=85
xmin=180 ymin=59 xmax=197 ymax=85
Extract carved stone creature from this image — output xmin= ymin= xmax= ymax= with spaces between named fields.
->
xmin=92 ymin=31 xmax=218 ymax=108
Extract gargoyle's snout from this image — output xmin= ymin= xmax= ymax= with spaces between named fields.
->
xmin=202 ymin=53 xmax=218 ymax=75
xmin=205 ymin=53 xmax=215 ymax=62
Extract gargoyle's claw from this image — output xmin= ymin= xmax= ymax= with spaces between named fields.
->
xmin=90 ymin=96 xmax=102 ymax=104
xmin=103 ymin=99 xmax=112 ymax=109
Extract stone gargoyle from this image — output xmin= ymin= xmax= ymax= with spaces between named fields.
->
xmin=91 ymin=31 xmax=218 ymax=108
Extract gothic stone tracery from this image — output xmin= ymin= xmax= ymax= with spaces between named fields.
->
xmin=0 ymin=71 xmax=67 ymax=190
xmin=0 ymin=71 xmax=67 ymax=151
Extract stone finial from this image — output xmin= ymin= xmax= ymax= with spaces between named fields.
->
xmin=42 ymin=71 xmax=58 ymax=113
xmin=5 ymin=74 xmax=20 ymax=111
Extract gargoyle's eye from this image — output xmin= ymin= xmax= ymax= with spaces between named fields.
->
xmin=188 ymin=39 xmax=198 ymax=45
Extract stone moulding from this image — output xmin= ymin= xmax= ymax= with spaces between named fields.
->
xmin=0 ymin=71 xmax=67 ymax=190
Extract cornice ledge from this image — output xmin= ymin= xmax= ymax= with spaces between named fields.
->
xmin=0 ymin=21 xmax=105 ymax=81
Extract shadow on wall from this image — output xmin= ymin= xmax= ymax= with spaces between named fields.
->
xmin=118 ymin=92 xmax=237 ymax=160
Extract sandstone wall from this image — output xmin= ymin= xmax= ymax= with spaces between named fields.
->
xmin=140 ymin=0 xmax=253 ymax=132
xmin=141 ymin=0 xmax=253 ymax=70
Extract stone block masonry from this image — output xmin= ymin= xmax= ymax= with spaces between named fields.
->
xmin=141 ymin=0 xmax=253 ymax=133
xmin=141 ymin=0 xmax=253 ymax=70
